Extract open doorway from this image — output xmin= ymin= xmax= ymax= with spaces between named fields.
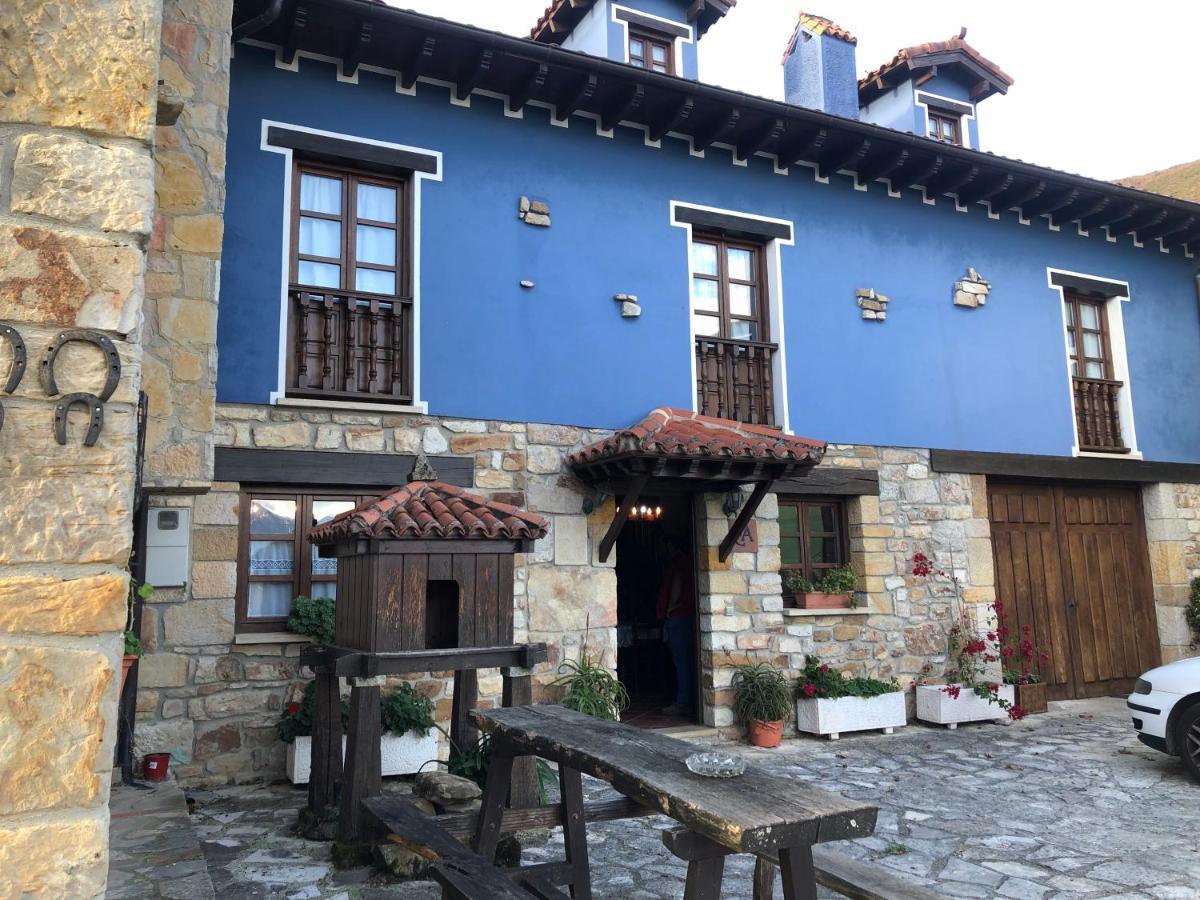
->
xmin=615 ymin=495 xmax=699 ymax=728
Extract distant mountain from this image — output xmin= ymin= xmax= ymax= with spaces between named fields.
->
xmin=1119 ymin=160 xmax=1200 ymax=203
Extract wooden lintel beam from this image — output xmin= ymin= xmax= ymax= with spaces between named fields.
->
xmin=281 ymin=4 xmax=309 ymax=65
xmin=781 ymin=127 xmax=828 ymax=167
xmin=508 ymin=62 xmax=549 ymax=114
xmin=957 ymin=171 xmax=1012 ymax=206
xmin=718 ymin=480 xmax=772 ymax=562
xmin=818 ymin=138 xmax=870 ymax=180
xmin=735 ymin=117 xmax=785 ymax=163
xmin=856 ymin=147 xmax=908 ymax=186
xmin=598 ymin=473 xmax=649 ymax=563
xmin=927 ymin=163 xmax=978 ymax=199
xmin=455 ymin=47 xmax=494 ymax=101
xmin=692 ymin=108 xmax=740 ymax=152
xmin=555 ymin=72 xmax=597 ymax=121
xmin=648 ymin=95 xmax=694 ymax=142
xmin=340 ymin=19 xmax=372 ymax=79
xmin=399 ymin=35 xmax=435 ymax=90
xmin=601 ymin=83 xmax=644 ymax=132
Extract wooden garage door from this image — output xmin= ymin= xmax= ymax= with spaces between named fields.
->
xmin=988 ymin=482 xmax=1160 ymax=700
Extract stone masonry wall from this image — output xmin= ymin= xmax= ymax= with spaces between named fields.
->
xmin=137 ymin=402 xmax=619 ymax=785
xmin=1144 ymin=482 xmax=1200 ymax=663
xmin=142 ymin=0 xmax=233 ymax=489
xmin=0 ymin=0 xmax=164 ymax=895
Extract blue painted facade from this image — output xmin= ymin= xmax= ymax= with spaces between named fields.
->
xmin=218 ymin=42 xmax=1200 ymax=463
xmin=783 ymin=31 xmax=859 ymax=120
xmin=561 ymin=0 xmax=700 ymax=80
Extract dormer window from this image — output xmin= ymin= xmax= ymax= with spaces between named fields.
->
xmin=927 ymin=108 xmax=962 ymax=145
xmin=628 ymin=26 xmax=673 ymax=74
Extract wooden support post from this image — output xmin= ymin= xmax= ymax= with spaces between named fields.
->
xmin=473 ymin=745 xmax=515 ymax=862
xmin=753 ymin=857 xmax=777 ymax=900
xmin=337 ymin=681 xmax=382 ymax=844
xmin=451 ymin=668 xmax=479 ymax=753
xmin=558 ymin=766 xmax=592 ymax=900
xmin=502 ymin=667 xmax=539 ymax=809
xmin=308 ymin=668 xmax=344 ymax=815
xmin=779 ymin=844 xmax=818 ymax=900
xmin=718 ymin=480 xmax=772 ymax=562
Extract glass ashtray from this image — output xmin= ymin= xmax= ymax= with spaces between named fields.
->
xmin=685 ymin=751 xmax=745 ymax=778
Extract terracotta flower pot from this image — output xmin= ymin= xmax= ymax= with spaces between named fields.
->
xmin=746 ymin=718 xmax=783 ymax=748
xmin=121 ymin=654 xmax=138 ymax=694
xmin=795 ymin=592 xmax=851 ymax=610
xmin=1015 ymin=682 xmax=1048 ymax=715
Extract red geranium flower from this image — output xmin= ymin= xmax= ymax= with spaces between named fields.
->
xmin=802 ymin=683 xmax=817 ymax=698
xmin=286 ymin=702 xmax=300 ymax=716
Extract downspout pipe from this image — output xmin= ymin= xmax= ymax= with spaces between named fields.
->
xmin=232 ymin=0 xmax=285 ymax=42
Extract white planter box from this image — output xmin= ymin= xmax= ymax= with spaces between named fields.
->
xmin=795 ymin=692 xmax=907 ymax=740
xmin=286 ymin=731 xmax=439 ymax=784
xmin=915 ymin=684 xmax=1015 ymax=728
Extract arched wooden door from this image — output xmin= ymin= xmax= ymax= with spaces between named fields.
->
xmin=988 ymin=481 xmax=1160 ymax=700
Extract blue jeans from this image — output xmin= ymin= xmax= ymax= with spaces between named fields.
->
xmin=663 ymin=617 xmax=694 ymax=707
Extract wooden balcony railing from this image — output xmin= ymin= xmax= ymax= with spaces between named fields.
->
xmin=287 ymin=288 xmax=412 ymax=404
xmin=695 ymin=336 xmax=778 ymax=427
xmin=1073 ymin=376 xmax=1128 ymax=453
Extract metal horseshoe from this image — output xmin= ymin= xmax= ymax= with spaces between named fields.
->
xmin=39 ymin=330 xmax=120 ymax=401
xmin=54 ymin=392 xmax=104 ymax=447
xmin=1 ymin=324 xmax=26 ymax=394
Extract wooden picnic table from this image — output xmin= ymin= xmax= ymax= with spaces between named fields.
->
xmin=473 ymin=705 xmax=879 ymax=900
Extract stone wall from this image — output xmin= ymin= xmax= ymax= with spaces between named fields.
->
xmin=142 ymin=0 xmax=232 ymax=489
xmin=0 ymin=0 xmax=164 ymax=894
xmin=1144 ymin=482 xmax=1200 ymax=663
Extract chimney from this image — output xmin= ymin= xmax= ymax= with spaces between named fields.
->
xmin=781 ymin=12 xmax=859 ymax=120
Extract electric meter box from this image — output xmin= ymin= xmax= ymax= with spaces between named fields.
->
xmin=145 ymin=508 xmax=191 ymax=588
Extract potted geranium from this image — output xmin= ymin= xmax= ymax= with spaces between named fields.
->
xmin=280 ymin=681 xmax=437 ymax=783
xmin=910 ymin=552 xmax=1020 ymax=727
xmin=996 ymin=602 xmax=1051 ymax=715
xmin=794 ymin=655 xmax=906 ymax=740
xmin=782 ymin=565 xmax=860 ymax=610
xmin=732 ymin=661 xmax=791 ymax=748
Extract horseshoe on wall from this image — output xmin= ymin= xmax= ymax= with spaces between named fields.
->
xmin=54 ymin=392 xmax=104 ymax=447
xmin=39 ymin=330 xmax=120 ymax=401
xmin=1 ymin=324 xmax=26 ymax=394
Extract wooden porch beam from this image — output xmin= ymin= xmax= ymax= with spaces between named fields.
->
xmin=598 ymin=472 xmax=650 ymax=563
xmin=601 ymin=83 xmax=645 ymax=132
xmin=718 ymin=480 xmax=772 ymax=562
xmin=648 ymin=95 xmax=695 ymax=142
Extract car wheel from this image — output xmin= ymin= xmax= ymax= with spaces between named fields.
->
xmin=1177 ymin=702 xmax=1200 ymax=783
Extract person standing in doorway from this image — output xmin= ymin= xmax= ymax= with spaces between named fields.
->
xmin=657 ymin=538 xmax=696 ymax=717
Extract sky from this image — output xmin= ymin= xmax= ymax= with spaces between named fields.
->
xmin=388 ymin=0 xmax=1198 ymax=181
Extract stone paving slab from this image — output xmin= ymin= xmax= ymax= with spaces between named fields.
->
xmin=108 ymin=698 xmax=1200 ymax=898
xmin=107 ymin=780 xmax=214 ymax=899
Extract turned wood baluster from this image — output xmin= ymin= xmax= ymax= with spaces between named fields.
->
xmin=716 ymin=341 xmax=728 ymax=419
xmin=391 ymin=308 xmax=403 ymax=398
xmin=343 ymin=297 xmax=359 ymax=393
xmin=320 ymin=297 xmax=336 ymax=391
xmin=366 ymin=299 xmax=380 ymax=394
xmin=295 ymin=293 xmax=310 ymax=387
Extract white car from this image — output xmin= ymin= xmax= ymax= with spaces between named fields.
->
xmin=1128 ymin=656 xmax=1200 ymax=783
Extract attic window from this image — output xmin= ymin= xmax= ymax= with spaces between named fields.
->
xmin=629 ymin=26 xmax=673 ymax=74
xmin=927 ymin=109 xmax=962 ymax=146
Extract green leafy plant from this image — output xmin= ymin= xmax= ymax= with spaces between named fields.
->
xmin=732 ymin=661 xmax=791 ymax=724
xmin=380 ymin=683 xmax=435 ymax=737
xmin=447 ymin=734 xmax=493 ymax=789
xmin=1188 ymin=577 xmax=1200 ymax=646
xmin=781 ymin=570 xmax=815 ymax=594
xmin=556 ymin=652 xmax=629 ymax=722
xmin=122 ymin=581 xmax=154 ymax=657
xmin=275 ymin=680 xmax=350 ymax=744
xmin=123 ymin=630 xmax=143 ymax=657
xmin=794 ymin=655 xmax=900 ymax=701
xmin=781 ymin=567 xmax=859 ymax=606
xmin=287 ymin=595 xmax=336 ymax=646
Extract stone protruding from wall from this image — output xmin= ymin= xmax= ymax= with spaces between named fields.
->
xmin=141 ymin=0 xmax=234 ymax=490
xmin=1143 ymin=482 xmax=1200 ymax=663
xmin=952 ymin=267 xmax=991 ymax=308
xmin=0 ymin=0 xmax=164 ymax=894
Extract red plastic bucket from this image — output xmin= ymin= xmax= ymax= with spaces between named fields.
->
xmin=143 ymin=753 xmax=171 ymax=781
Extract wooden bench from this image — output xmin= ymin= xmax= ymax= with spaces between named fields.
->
xmin=662 ymin=827 xmax=945 ymax=900
xmin=363 ymin=797 xmax=569 ymax=900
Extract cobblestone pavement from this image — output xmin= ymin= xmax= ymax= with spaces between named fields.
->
xmin=109 ymin=698 xmax=1200 ymax=899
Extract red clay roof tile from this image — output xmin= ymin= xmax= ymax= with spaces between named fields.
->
xmin=309 ymin=481 xmax=548 ymax=544
xmin=858 ymin=32 xmax=1013 ymax=101
xmin=782 ymin=12 xmax=857 ymax=65
xmin=566 ymin=407 xmax=825 ymax=467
